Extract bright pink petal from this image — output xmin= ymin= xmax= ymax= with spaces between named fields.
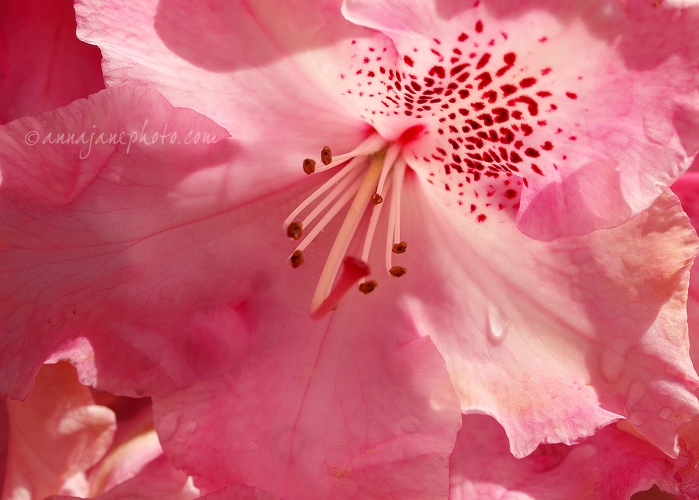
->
xmin=342 ymin=0 xmax=699 ymax=240
xmin=0 ymin=0 xmax=103 ymax=123
xmin=152 ymin=269 xmax=461 ymax=498
xmin=0 ymin=86 xmax=233 ymax=399
xmin=1 ymin=363 xmax=116 ymax=498
xmin=398 ymin=179 xmax=699 ymax=457
xmin=449 ymin=415 xmax=686 ymax=499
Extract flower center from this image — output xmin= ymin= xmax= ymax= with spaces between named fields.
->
xmin=284 ymin=132 xmax=410 ymax=319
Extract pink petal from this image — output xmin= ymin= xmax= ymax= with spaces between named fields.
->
xmin=1 ymin=363 xmax=116 ymax=498
xmin=449 ymin=415 xmax=685 ymax=499
xmin=399 ymin=177 xmax=699 ymax=457
xmin=342 ymin=0 xmax=699 ymax=240
xmin=199 ymin=485 xmax=281 ymax=500
xmin=74 ymin=0 xmax=373 ymax=201
xmin=0 ymin=86 xmax=233 ymax=399
xmin=0 ymin=0 xmax=103 ymax=123
xmin=148 ymin=231 xmax=461 ymax=497
xmin=672 ymin=172 xmax=699 ymax=382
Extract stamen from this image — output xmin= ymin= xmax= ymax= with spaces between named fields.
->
xmin=287 ymin=221 xmax=303 ymax=240
xmin=290 ymin=250 xmax=304 ymax=268
xmin=298 ymin=166 xmax=364 ymax=232
xmin=373 ymin=142 xmax=401 ymax=202
xmin=371 ymin=193 xmax=383 ymax=205
xmin=310 ymin=153 xmax=384 ymax=314
xmin=303 ymin=158 xmax=316 ymax=175
xmin=361 ymin=175 xmax=393 ymax=264
xmin=391 ymin=158 xmax=407 ymax=248
xmin=321 ymin=146 xmax=333 ymax=165
xmin=310 ymin=257 xmax=370 ymax=320
xmin=386 ymin=157 xmax=409 ymax=273
xmin=389 ymin=266 xmax=407 ymax=277
xmin=359 ymin=280 xmax=378 ymax=294
xmin=283 ymin=155 xmax=366 ymax=231
xmin=314 ymin=133 xmax=388 ymax=173
xmin=295 ymin=175 xmax=364 ymax=253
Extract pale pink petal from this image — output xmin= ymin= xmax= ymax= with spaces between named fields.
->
xmin=449 ymin=415 xmax=685 ymax=499
xmin=0 ymin=0 xmax=103 ymax=123
xmin=342 ymin=0 xmax=699 ymax=239
xmin=74 ymin=0 xmax=374 ymax=202
xmin=1 ymin=363 xmax=116 ymax=499
xmin=0 ymin=86 xmax=233 ymax=399
xmin=398 ymin=179 xmax=699 ymax=457
xmin=151 ymin=251 xmax=461 ymax=498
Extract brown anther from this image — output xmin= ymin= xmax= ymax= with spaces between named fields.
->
xmin=290 ymin=250 xmax=304 ymax=268
xmin=358 ymin=280 xmax=378 ymax=294
xmin=287 ymin=221 xmax=303 ymax=240
xmin=389 ymin=266 xmax=407 ymax=277
xmin=321 ymin=146 xmax=332 ymax=165
xmin=371 ymin=193 xmax=383 ymax=205
xmin=392 ymin=241 xmax=408 ymax=254
xmin=303 ymin=158 xmax=316 ymax=175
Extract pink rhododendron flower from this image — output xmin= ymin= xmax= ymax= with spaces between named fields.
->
xmin=0 ymin=0 xmax=103 ymax=123
xmin=448 ymin=414 xmax=698 ymax=499
xmin=2 ymin=0 xmax=699 ymax=497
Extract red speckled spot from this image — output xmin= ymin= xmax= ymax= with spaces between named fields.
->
xmin=342 ymin=6 xmax=580 ymax=223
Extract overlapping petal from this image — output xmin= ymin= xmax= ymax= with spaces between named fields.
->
xmin=449 ymin=415 xmax=688 ymax=499
xmin=0 ymin=85 xmax=461 ymax=496
xmin=147 ymin=207 xmax=461 ymax=497
xmin=0 ymin=0 xmax=103 ymax=123
xmin=397 ymin=181 xmax=699 ymax=457
xmin=342 ymin=0 xmax=699 ymax=240
xmin=1 ymin=363 xmax=116 ymax=499
xmin=0 ymin=86 xmax=233 ymax=399
xmin=75 ymin=0 xmax=373 ymax=204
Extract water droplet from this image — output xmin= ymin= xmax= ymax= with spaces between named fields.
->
xmin=185 ymin=420 xmax=198 ymax=434
xmin=599 ymin=350 xmax=625 ymax=383
xmin=658 ymin=407 xmax=674 ymax=421
xmin=399 ymin=416 xmax=421 ymax=433
xmin=157 ymin=413 xmax=181 ymax=443
xmin=486 ymin=303 xmax=509 ymax=345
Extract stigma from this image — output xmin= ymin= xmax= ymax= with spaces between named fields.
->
xmin=284 ymin=132 xmax=411 ymax=319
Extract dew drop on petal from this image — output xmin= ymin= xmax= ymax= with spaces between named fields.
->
xmin=485 ymin=302 xmax=509 ymax=345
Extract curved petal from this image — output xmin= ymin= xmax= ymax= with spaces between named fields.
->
xmin=0 ymin=0 xmax=103 ymax=123
xmin=75 ymin=0 xmax=375 ymax=198
xmin=672 ymin=172 xmax=699 ymax=381
xmin=0 ymin=86 xmax=234 ymax=399
xmin=449 ymin=415 xmax=684 ymax=499
xmin=342 ymin=0 xmax=699 ymax=240
xmin=398 ymin=177 xmax=699 ymax=457
xmin=1 ymin=363 xmax=116 ymax=499
xmin=151 ymin=230 xmax=461 ymax=498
